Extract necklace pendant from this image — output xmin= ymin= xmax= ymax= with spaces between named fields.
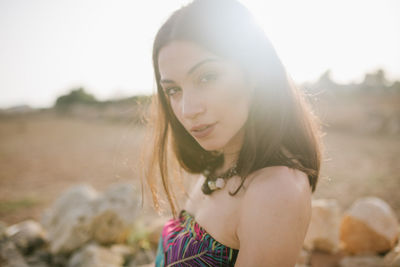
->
xmin=208 ymin=180 xmax=217 ymax=190
xmin=201 ymin=181 xmax=213 ymax=195
xmin=215 ymin=178 xmax=225 ymax=189
xmin=202 ymin=163 xmax=237 ymax=195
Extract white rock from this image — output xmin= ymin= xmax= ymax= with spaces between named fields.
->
xmin=91 ymin=183 xmax=141 ymax=244
xmin=127 ymin=249 xmax=156 ymax=267
xmin=110 ymin=244 xmax=134 ymax=260
xmin=94 ymin=183 xmax=141 ymax=223
xmin=6 ymin=220 xmax=47 ymax=252
xmin=339 ymin=255 xmax=385 ymax=267
xmin=40 ymin=183 xmax=142 ymax=253
xmin=340 ymin=196 xmax=399 ymax=254
xmin=135 ymin=263 xmax=155 ymax=267
xmin=296 ymin=248 xmax=310 ymax=265
xmin=0 ymin=231 xmax=29 ymax=267
xmin=68 ymin=243 xmax=124 ymax=267
xmin=383 ymin=240 xmax=400 ymax=267
xmin=41 ymin=184 xmax=98 ymax=254
xmin=303 ymin=198 xmax=341 ymax=253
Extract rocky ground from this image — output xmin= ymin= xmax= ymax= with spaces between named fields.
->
xmin=0 ymin=93 xmax=399 ymax=266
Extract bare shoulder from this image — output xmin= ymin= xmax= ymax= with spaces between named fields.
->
xmin=240 ymin=166 xmax=312 ymax=225
xmin=244 ymin=165 xmax=311 ymax=197
xmin=235 ymin=166 xmax=312 ymax=266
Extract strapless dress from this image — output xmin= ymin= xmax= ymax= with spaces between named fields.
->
xmin=155 ymin=209 xmax=239 ymax=266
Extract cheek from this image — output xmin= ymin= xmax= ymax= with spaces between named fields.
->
xmin=218 ymin=75 xmax=252 ymax=111
xmin=169 ymin=100 xmax=183 ymax=124
xmin=219 ymin=79 xmax=251 ymax=127
xmin=215 ymin=92 xmax=250 ymax=131
xmin=223 ymin=69 xmax=252 ymax=100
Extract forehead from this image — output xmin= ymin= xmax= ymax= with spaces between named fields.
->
xmin=158 ymin=41 xmax=220 ymax=77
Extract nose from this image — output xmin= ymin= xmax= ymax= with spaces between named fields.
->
xmin=181 ymin=91 xmax=205 ymax=120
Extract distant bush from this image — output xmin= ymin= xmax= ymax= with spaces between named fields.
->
xmin=52 ymin=87 xmax=152 ymax=123
xmin=54 ymin=88 xmax=97 ymax=111
xmin=100 ymin=94 xmax=152 ymax=107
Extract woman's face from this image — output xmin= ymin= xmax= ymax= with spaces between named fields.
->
xmin=158 ymin=40 xmax=253 ymax=153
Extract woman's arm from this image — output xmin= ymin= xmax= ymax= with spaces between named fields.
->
xmin=234 ymin=166 xmax=312 ymax=267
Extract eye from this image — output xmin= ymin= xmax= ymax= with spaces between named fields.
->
xmin=199 ymin=72 xmax=218 ymax=84
xmin=165 ymin=87 xmax=180 ymax=96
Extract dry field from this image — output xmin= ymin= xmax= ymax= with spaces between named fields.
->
xmin=0 ymin=107 xmax=399 ymax=225
xmin=0 ymin=112 xmax=147 ymax=224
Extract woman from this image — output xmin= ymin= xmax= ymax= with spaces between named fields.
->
xmin=142 ymin=0 xmax=323 ymax=266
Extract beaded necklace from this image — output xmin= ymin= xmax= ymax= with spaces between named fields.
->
xmin=201 ymin=163 xmax=238 ymax=195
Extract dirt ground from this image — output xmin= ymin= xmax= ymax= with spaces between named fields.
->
xmin=0 ymin=112 xmax=399 ymax=225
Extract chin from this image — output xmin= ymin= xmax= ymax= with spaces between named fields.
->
xmin=196 ymin=140 xmax=224 ymax=152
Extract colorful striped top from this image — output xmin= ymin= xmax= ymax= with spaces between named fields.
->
xmin=155 ymin=209 xmax=239 ymax=266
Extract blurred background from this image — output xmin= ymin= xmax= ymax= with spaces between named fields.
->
xmin=1 ymin=0 xmax=399 ymax=223
xmin=0 ymin=0 xmax=399 ymax=265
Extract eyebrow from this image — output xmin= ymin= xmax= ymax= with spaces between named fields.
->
xmin=160 ymin=58 xmax=219 ymax=84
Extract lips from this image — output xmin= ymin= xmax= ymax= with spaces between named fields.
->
xmin=190 ymin=122 xmax=217 ymax=138
xmin=191 ymin=123 xmax=215 ymax=132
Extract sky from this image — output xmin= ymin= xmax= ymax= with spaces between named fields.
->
xmin=0 ymin=0 xmax=399 ymax=108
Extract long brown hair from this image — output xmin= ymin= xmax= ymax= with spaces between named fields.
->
xmin=140 ymin=0 xmax=324 ymax=218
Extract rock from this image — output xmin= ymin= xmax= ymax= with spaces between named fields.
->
xmin=49 ymin=253 xmax=69 ymax=267
xmin=25 ymin=248 xmax=52 ymax=267
xmin=303 ymin=198 xmax=342 ymax=253
xmin=39 ymin=183 xmax=142 ymax=258
xmin=95 ymin=183 xmax=141 ymax=223
xmin=127 ymin=248 xmax=155 ymax=267
xmin=91 ymin=183 xmax=141 ymax=245
xmin=340 ymin=197 xmax=399 ymax=254
xmin=90 ymin=210 xmax=129 ymax=245
xmin=296 ymin=248 xmax=311 ymax=265
xmin=0 ymin=231 xmax=29 ymax=267
xmin=136 ymin=263 xmax=156 ymax=267
xmin=110 ymin=244 xmax=135 ymax=261
xmin=41 ymin=184 xmax=98 ymax=254
xmin=41 ymin=183 xmax=142 ymax=253
xmin=310 ymin=250 xmax=347 ymax=267
xmin=6 ymin=220 xmax=47 ymax=254
xmin=383 ymin=241 xmax=400 ymax=267
xmin=68 ymin=242 xmax=124 ymax=267
xmin=339 ymin=255 xmax=385 ymax=267
xmin=136 ymin=263 xmax=155 ymax=267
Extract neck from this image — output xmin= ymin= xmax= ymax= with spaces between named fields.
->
xmin=214 ymin=149 xmax=240 ymax=176
xmin=213 ymin=126 xmax=245 ymax=176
